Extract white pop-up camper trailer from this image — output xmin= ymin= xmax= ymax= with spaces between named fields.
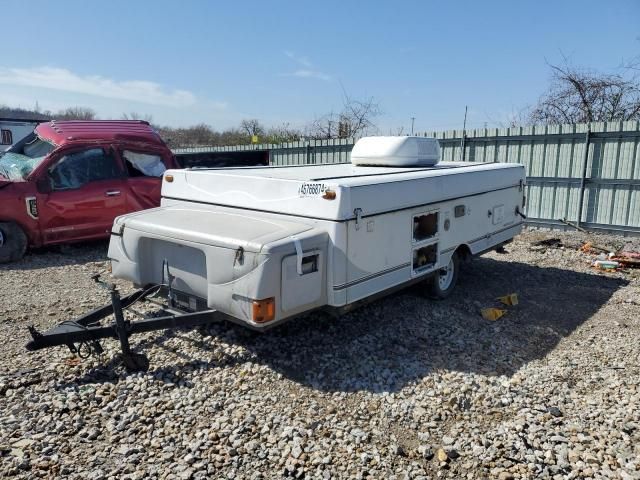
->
xmin=107 ymin=136 xmax=526 ymax=329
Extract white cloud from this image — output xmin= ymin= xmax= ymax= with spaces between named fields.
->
xmin=0 ymin=66 xmax=197 ymax=107
xmin=282 ymin=51 xmax=332 ymax=82
xmin=284 ymin=51 xmax=312 ymax=68
xmin=204 ymin=99 xmax=229 ymax=110
xmin=289 ymin=69 xmax=332 ymax=82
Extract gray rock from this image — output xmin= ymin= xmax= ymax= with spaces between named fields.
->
xmin=547 ymin=407 xmax=563 ymax=417
xmin=1 ymin=231 xmax=639 ymax=479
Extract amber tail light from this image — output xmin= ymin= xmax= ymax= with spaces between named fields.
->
xmin=252 ymin=298 xmax=275 ymax=323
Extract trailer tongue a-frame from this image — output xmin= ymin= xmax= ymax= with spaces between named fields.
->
xmin=26 ymin=275 xmax=227 ymax=371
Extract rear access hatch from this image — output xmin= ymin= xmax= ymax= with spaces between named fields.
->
xmin=117 ymin=206 xmax=314 ymax=252
xmin=109 ymin=205 xmax=320 ymax=302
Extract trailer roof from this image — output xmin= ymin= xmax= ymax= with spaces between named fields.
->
xmin=165 ymin=161 xmax=526 ymax=221
xmin=189 ymin=161 xmax=521 ymax=187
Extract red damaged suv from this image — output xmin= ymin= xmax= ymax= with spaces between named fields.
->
xmin=0 ymin=120 xmax=178 ymax=262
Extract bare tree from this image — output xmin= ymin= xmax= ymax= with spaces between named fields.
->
xmin=240 ymin=119 xmax=265 ymax=138
xmin=482 ymin=106 xmax=532 ymax=129
xmin=219 ymin=128 xmax=249 ymax=145
xmin=265 ymin=123 xmax=302 ymax=143
xmin=307 ymin=92 xmax=381 ymax=139
xmin=529 ymin=61 xmax=640 ymax=124
xmin=157 ymin=123 xmax=221 ymax=147
xmin=121 ymin=112 xmax=154 ymax=123
xmin=156 ymin=123 xmax=256 ymax=147
xmin=0 ymin=104 xmax=51 ymax=120
xmin=0 ymin=104 xmax=99 ymax=121
xmin=54 ymin=107 xmax=96 ymax=120
xmin=339 ymin=94 xmax=381 ymax=137
xmin=306 ymin=110 xmax=338 ymax=139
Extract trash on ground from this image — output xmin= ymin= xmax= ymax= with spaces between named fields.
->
xmin=580 ymin=242 xmax=640 ymax=272
xmin=532 ymin=238 xmax=563 ymax=249
xmin=581 ymin=241 xmax=611 ymax=255
xmin=592 ymin=259 xmax=620 ymax=270
xmin=612 ymin=252 xmax=640 ymax=268
xmin=64 ymin=357 xmax=81 ymax=366
xmin=481 ymin=308 xmax=507 ymax=321
xmin=497 ymin=293 xmax=519 ymax=306
xmin=559 ymin=217 xmax=588 ymax=233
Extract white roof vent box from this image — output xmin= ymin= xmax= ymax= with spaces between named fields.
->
xmin=350 ymin=136 xmax=441 ymax=167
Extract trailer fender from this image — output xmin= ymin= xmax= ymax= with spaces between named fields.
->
xmin=455 ymin=244 xmax=472 ymax=263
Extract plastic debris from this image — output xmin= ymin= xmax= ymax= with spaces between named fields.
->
xmin=612 ymin=251 xmax=640 ymax=268
xmin=593 ymin=259 xmax=619 ymax=270
xmin=581 ymin=241 xmax=638 ymax=272
xmin=481 ymin=308 xmax=507 ymax=321
xmin=497 ymin=293 xmax=519 ymax=306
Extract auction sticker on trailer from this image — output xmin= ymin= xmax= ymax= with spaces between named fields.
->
xmin=298 ymin=182 xmax=329 ymax=197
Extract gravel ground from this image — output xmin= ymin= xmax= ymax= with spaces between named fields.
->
xmin=0 ymin=230 xmax=639 ymax=479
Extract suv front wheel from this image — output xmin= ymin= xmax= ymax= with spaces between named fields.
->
xmin=0 ymin=222 xmax=27 ymax=263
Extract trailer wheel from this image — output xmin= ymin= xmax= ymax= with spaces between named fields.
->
xmin=0 ymin=222 xmax=28 ymax=263
xmin=427 ymin=252 xmax=460 ymax=299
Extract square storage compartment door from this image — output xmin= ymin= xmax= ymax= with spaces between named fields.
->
xmin=413 ymin=211 xmax=438 ymax=242
xmin=281 ymin=251 xmax=323 ymax=312
xmin=492 ymin=205 xmax=505 ymax=225
xmin=412 ymin=243 xmax=438 ymax=275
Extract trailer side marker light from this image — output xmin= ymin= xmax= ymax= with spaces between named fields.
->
xmin=322 ymin=190 xmax=336 ymax=200
xmin=252 ymin=298 xmax=275 ymax=323
xmin=165 ymin=175 xmax=174 ymax=182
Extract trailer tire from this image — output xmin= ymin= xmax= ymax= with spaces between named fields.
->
xmin=0 ymin=222 xmax=27 ymax=263
xmin=427 ymin=252 xmax=459 ymax=300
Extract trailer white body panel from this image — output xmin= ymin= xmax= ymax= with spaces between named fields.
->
xmin=108 ymin=141 xmax=526 ymax=329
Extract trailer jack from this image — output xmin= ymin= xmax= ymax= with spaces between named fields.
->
xmin=26 ymin=275 xmax=225 ymax=372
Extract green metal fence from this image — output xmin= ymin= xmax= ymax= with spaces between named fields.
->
xmin=174 ymin=120 xmax=640 ymax=236
xmin=174 ymin=138 xmax=353 ymax=165
xmin=430 ymin=121 xmax=640 ymax=236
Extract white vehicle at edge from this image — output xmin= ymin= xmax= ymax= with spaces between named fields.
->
xmin=0 ymin=118 xmax=46 ymax=151
xmin=108 ymin=136 xmax=527 ymax=328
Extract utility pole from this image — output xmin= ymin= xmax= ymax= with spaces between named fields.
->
xmin=410 ymin=117 xmax=415 ymax=135
xmin=460 ymin=105 xmax=468 ymax=161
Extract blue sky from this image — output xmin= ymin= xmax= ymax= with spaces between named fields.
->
xmin=1 ymin=0 xmax=638 ymax=132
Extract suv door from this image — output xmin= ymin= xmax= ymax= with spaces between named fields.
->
xmin=117 ymin=147 xmax=168 ymax=211
xmin=36 ymin=146 xmax=128 ymax=244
